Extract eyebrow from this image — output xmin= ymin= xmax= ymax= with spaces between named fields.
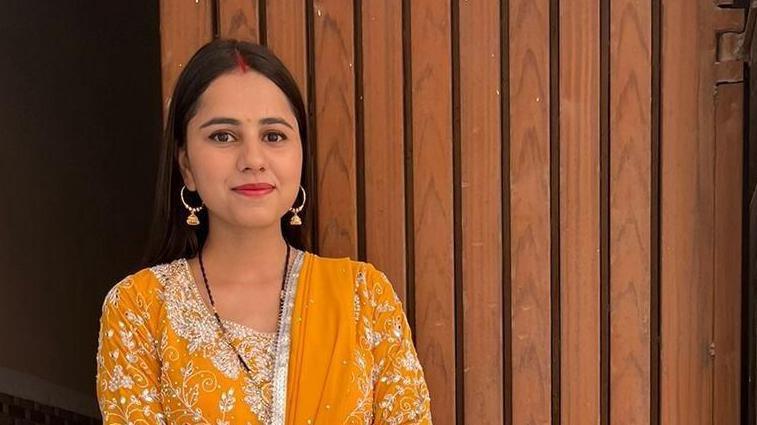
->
xmin=259 ymin=117 xmax=295 ymax=130
xmin=199 ymin=117 xmax=240 ymax=128
xmin=199 ymin=116 xmax=295 ymax=130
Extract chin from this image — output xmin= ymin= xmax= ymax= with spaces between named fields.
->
xmin=230 ymin=214 xmax=282 ymax=229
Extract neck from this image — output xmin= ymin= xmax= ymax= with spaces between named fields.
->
xmin=199 ymin=215 xmax=290 ymax=286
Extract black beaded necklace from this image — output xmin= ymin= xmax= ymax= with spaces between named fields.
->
xmin=197 ymin=243 xmax=291 ymax=374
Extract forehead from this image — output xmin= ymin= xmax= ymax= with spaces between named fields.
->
xmin=193 ymin=71 xmax=295 ymax=121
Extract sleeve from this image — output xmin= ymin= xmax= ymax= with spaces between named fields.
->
xmin=367 ymin=266 xmax=432 ymax=425
xmin=95 ymin=274 xmax=165 ymax=424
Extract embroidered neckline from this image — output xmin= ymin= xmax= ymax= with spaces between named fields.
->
xmin=178 ymin=257 xmax=279 ymax=338
xmin=148 ymin=251 xmax=307 ymax=424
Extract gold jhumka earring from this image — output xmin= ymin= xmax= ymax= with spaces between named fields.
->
xmin=180 ymin=185 xmax=204 ymax=226
xmin=289 ymin=186 xmax=306 ymax=226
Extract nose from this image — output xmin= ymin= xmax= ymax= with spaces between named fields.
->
xmin=237 ymin=139 xmax=266 ymax=172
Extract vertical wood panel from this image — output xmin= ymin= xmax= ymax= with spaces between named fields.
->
xmin=459 ymin=0 xmax=503 ymax=423
xmin=410 ymin=1 xmax=456 ymax=423
xmin=508 ymin=0 xmax=552 ymax=422
xmin=609 ymin=0 xmax=652 ymax=423
xmin=159 ymin=0 xmax=213 ymax=114
xmin=713 ymin=81 xmax=743 ymax=425
xmin=218 ymin=0 xmax=259 ymax=42
xmin=559 ymin=0 xmax=601 ymax=422
xmin=361 ymin=0 xmax=407 ymax=304
xmin=660 ymin=2 xmax=715 ymax=423
xmin=312 ymin=0 xmax=357 ymax=258
xmin=660 ymin=5 xmax=743 ymax=425
xmin=266 ymin=0 xmax=308 ymax=98
xmin=711 ymin=12 xmax=746 ymax=425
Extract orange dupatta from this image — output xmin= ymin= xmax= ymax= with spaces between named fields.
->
xmin=281 ymin=253 xmax=432 ymax=424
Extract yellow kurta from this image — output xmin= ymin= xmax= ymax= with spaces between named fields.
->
xmin=95 ymin=249 xmax=432 ymax=424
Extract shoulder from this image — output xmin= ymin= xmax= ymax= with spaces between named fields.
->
xmin=100 ymin=259 xmax=185 ymax=314
xmin=305 ymin=252 xmax=389 ymax=285
xmin=305 ymin=252 xmax=399 ymax=305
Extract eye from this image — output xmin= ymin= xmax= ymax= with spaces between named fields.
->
xmin=263 ymin=131 xmax=287 ymax=143
xmin=209 ymin=131 xmax=236 ymax=144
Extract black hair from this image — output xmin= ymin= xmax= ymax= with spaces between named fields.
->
xmin=143 ymin=39 xmax=310 ymax=266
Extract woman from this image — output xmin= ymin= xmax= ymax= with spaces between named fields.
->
xmin=95 ymin=39 xmax=431 ymax=424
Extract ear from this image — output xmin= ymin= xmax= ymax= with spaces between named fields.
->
xmin=177 ymin=147 xmax=197 ymax=191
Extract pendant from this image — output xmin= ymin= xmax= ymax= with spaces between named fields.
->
xmin=187 ymin=211 xmax=200 ymax=226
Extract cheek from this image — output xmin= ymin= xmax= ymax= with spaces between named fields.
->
xmin=289 ymin=150 xmax=303 ymax=181
xmin=269 ymin=143 xmax=302 ymax=180
xmin=278 ymin=148 xmax=303 ymax=203
xmin=186 ymin=145 xmax=233 ymax=192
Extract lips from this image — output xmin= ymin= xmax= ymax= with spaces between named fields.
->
xmin=232 ymin=183 xmax=275 ymax=197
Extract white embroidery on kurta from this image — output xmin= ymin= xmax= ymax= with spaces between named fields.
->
xmin=344 ymin=266 xmax=432 ymax=425
xmin=97 ymin=260 xmax=279 ymax=424
xmin=152 ymin=259 xmax=277 ymax=422
xmin=97 ymin=256 xmax=431 ymax=425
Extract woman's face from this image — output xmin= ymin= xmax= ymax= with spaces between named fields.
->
xmin=178 ymin=70 xmax=302 ymax=231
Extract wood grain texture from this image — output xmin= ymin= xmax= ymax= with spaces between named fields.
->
xmin=159 ymin=0 xmax=213 ymax=116
xmin=312 ymin=0 xmax=357 ymax=258
xmin=410 ymin=1 xmax=456 ymax=423
xmin=266 ymin=0 xmax=308 ymax=98
xmin=459 ymin=0 xmax=503 ymax=423
xmin=609 ymin=0 xmax=652 ymax=423
xmin=218 ymin=0 xmax=259 ymax=42
xmin=508 ymin=0 xmax=552 ymax=422
xmin=559 ymin=0 xmax=601 ymax=422
xmin=361 ymin=0 xmax=407 ymax=304
xmin=660 ymin=2 xmax=717 ymax=423
xmin=660 ymin=5 xmax=744 ymax=425
xmin=713 ymin=81 xmax=743 ymax=425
